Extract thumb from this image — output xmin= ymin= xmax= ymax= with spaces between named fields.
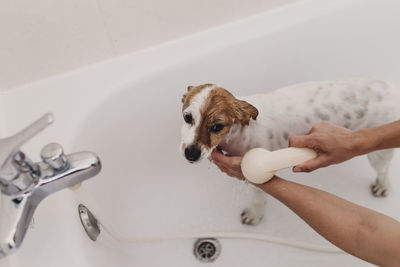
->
xmin=293 ymin=155 xmax=329 ymax=173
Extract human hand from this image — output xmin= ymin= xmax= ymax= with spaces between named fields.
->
xmin=210 ymin=149 xmax=245 ymax=180
xmin=289 ymin=122 xmax=363 ymax=172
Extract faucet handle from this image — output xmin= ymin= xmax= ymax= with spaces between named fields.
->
xmin=0 ymin=113 xmax=54 ymax=167
xmin=40 ymin=143 xmax=68 ymax=171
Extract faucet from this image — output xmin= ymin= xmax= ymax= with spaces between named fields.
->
xmin=0 ymin=113 xmax=101 ymax=258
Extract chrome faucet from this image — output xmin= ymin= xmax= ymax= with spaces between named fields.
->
xmin=0 ymin=113 xmax=101 ymax=258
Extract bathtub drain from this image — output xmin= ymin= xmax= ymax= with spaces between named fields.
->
xmin=193 ymin=238 xmax=221 ymax=263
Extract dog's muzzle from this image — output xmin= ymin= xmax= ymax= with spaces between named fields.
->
xmin=184 ymin=144 xmax=201 ymax=162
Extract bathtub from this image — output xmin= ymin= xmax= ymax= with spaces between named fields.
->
xmin=3 ymin=0 xmax=400 ymax=266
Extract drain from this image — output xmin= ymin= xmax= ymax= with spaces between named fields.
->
xmin=78 ymin=204 xmax=100 ymax=241
xmin=193 ymin=238 xmax=221 ymax=263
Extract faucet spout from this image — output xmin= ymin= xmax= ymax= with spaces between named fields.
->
xmin=38 ymin=151 xmax=101 ymax=198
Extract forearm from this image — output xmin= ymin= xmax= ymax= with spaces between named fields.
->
xmin=258 ymin=177 xmax=400 ymax=266
xmin=355 ymin=120 xmax=400 ymax=155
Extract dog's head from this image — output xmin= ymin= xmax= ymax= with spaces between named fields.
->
xmin=180 ymin=84 xmax=258 ymax=162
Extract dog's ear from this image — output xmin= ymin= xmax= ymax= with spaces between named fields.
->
xmin=181 ymin=93 xmax=187 ymax=103
xmin=233 ymin=99 xmax=258 ymax=125
xmin=181 ymin=86 xmax=195 ymax=103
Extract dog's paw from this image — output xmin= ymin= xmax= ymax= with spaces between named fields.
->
xmin=240 ymin=207 xmax=263 ymax=226
xmin=371 ymin=181 xmax=388 ymax=197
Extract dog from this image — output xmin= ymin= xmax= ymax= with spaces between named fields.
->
xmin=180 ymin=78 xmax=399 ymax=225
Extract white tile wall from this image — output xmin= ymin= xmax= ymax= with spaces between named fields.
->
xmin=0 ymin=0 xmax=298 ymax=90
xmin=0 ymin=0 xmax=113 ymax=90
xmin=98 ymin=0 xmax=297 ymax=54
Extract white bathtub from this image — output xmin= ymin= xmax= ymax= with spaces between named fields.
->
xmin=3 ymin=0 xmax=400 ymax=266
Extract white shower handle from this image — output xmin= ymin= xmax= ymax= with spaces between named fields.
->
xmin=241 ymin=147 xmax=317 ymax=184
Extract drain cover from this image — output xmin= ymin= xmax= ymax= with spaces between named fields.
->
xmin=193 ymin=238 xmax=221 ymax=263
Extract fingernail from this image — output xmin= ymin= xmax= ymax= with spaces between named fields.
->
xmin=293 ymin=166 xmax=301 ymax=172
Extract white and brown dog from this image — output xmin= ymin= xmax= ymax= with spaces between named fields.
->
xmin=180 ymin=78 xmax=399 ymax=225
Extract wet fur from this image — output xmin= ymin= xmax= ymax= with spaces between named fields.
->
xmin=180 ymin=78 xmax=400 ymax=225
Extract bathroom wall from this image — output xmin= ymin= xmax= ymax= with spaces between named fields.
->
xmin=0 ymin=0 xmax=298 ymax=91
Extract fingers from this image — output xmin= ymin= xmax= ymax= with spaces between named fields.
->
xmin=211 ymin=149 xmax=241 ymax=167
xmin=211 ymin=149 xmax=238 ymax=165
xmin=289 ymin=135 xmax=315 ymax=149
xmin=293 ymin=155 xmax=330 ymax=173
xmin=210 ymin=148 xmax=223 ymax=162
xmin=210 ymin=149 xmax=244 ymax=180
xmin=211 ymin=149 xmax=228 ymax=169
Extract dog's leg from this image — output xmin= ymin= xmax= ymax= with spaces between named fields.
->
xmin=241 ymin=187 xmax=266 ymax=225
xmin=368 ymin=149 xmax=394 ymax=197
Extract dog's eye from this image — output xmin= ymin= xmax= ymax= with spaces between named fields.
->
xmin=184 ymin=113 xmax=192 ymax=124
xmin=210 ymin=124 xmax=224 ymax=133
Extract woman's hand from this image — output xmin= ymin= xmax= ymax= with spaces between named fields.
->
xmin=289 ymin=122 xmax=364 ymax=172
xmin=210 ymin=149 xmax=245 ymax=180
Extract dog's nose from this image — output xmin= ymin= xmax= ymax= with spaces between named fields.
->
xmin=185 ymin=144 xmax=201 ymax=162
